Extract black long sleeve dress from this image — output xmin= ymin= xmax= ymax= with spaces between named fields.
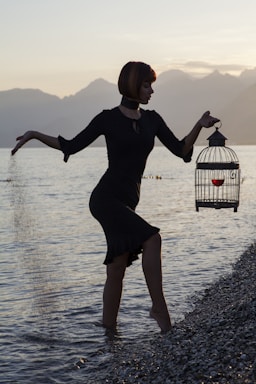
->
xmin=58 ymin=106 xmax=192 ymax=266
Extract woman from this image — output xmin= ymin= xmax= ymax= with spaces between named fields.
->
xmin=12 ymin=61 xmax=219 ymax=333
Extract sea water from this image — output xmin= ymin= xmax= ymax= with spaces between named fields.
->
xmin=0 ymin=146 xmax=255 ymax=382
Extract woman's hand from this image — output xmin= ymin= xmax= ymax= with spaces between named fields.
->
xmin=199 ymin=111 xmax=220 ymax=128
xmin=183 ymin=111 xmax=221 ymax=156
xmin=11 ymin=131 xmax=60 ymax=155
xmin=11 ymin=131 xmax=35 ymax=155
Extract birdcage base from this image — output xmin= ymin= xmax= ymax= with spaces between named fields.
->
xmin=196 ymin=201 xmax=238 ymax=212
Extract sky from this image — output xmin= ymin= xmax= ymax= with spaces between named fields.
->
xmin=1 ymin=0 xmax=256 ymax=97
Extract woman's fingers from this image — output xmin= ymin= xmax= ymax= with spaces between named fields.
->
xmin=16 ymin=135 xmax=24 ymax=141
xmin=12 ymin=138 xmax=25 ymax=155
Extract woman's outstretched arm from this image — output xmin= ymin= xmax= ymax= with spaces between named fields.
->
xmin=182 ymin=111 xmax=220 ymax=156
xmin=11 ymin=130 xmax=61 ymax=155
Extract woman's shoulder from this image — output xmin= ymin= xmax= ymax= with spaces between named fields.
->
xmin=141 ymin=108 xmax=159 ymax=115
xmin=141 ymin=108 xmax=163 ymax=122
xmin=90 ymin=107 xmax=119 ymax=123
xmin=101 ymin=106 xmax=119 ymax=114
xmin=97 ymin=106 xmax=120 ymax=119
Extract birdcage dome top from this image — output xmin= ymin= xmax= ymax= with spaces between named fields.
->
xmin=196 ymin=126 xmax=239 ymax=168
xmin=196 ymin=145 xmax=239 ymax=165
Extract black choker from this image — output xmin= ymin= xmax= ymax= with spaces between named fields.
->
xmin=121 ymin=96 xmax=139 ymax=110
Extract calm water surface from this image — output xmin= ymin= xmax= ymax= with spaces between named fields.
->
xmin=0 ymin=146 xmax=255 ymax=383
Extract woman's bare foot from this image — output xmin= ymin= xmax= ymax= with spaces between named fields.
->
xmin=150 ymin=308 xmax=172 ymax=334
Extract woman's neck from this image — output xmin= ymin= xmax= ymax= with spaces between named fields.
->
xmin=119 ymin=96 xmax=141 ymax=119
xmin=119 ymin=105 xmax=141 ymax=120
xmin=120 ymin=96 xmax=139 ymax=110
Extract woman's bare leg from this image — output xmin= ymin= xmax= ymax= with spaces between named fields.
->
xmin=102 ymin=253 xmax=129 ymax=330
xmin=142 ymin=233 xmax=172 ymax=333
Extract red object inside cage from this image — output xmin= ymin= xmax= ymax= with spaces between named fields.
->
xmin=211 ymin=179 xmax=224 ymax=187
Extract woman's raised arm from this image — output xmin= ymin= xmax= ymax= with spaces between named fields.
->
xmin=11 ymin=130 xmax=61 ymax=155
xmin=182 ymin=111 xmax=220 ymax=156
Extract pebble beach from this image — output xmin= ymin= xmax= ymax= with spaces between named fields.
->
xmin=100 ymin=244 xmax=256 ymax=384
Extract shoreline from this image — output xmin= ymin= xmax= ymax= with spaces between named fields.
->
xmin=105 ymin=243 xmax=256 ymax=383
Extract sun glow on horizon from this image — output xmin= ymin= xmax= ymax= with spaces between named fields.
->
xmin=1 ymin=0 xmax=256 ymax=97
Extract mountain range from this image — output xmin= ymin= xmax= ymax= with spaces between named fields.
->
xmin=1 ymin=68 xmax=256 ymax=148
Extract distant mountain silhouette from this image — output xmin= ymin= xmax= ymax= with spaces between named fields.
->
xmin=1 ymin=69 xmax=256 ymax=147
xmin=219 ymin=83 xmax=256 ymax=144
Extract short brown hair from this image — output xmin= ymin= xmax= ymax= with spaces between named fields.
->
xmin=118 ymin=61 xmax=156 ymax=99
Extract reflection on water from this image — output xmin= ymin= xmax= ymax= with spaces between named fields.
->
xmin=1 ymin=146 xmax=256 ymax=382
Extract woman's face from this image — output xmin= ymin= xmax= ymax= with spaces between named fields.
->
xmin=138 ymin=81 xmax=154 ymax=104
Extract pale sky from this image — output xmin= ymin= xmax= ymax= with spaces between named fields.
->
xmin=1 ymin=0 xmax=256 ymax=97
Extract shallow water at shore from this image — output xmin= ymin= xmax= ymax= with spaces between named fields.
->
xmin=0 ymin=146 xmax=255 ymax=382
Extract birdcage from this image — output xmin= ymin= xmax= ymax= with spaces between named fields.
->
xmin=195 ymin=126 xmax=240 ymax=212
